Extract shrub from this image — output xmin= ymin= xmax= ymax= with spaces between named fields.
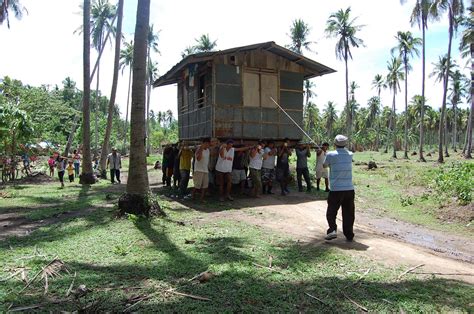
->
xmin=432 ymin=162 xmax=474 ymax=205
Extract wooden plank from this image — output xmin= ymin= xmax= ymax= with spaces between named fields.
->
xmin=243 ymin=72 xmax=260 ymax=107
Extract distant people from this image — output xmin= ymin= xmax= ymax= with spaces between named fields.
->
xmin=192 ymin=138 xmax=211 ymax=201
xmin=248 ymin=141 xmax=265 ymax=198
xmin=48 ymin=155 xmax=56 ymax=177
xmin=107 ymin=147 xmax=122 ymax=184
xmin=73 ymin=149 xmax=81 ymax=177
xmin=295 ymin=142 xmax=312 ymax=192
xmin=316 ymin=142 xmax=330 ymax=192
xmin=231 ymin=147 xmax=247 ymax=195
xmin=262 ymin=140 xmax=277 ymax=194
xmin=21 ymin=151 xmax=31 ymax=176
xmin=208 ymin=138 xmax=220 ymax=192
xmin=162 ymin=144 xmax=170 ymax=184
xmin=215 ymin=139 xmax=250 ymax=201
xmin=66 ymin=159 xmax=75 ymax=183
xmin=323 ymin=135 xmax=355 ymax=242
xmin=56 ymin=156 xmax=66 ymax=188
xmin=172 ymin=144 xmax=181 ymax=188
xmin=276 ymin=138 xmax=292 ymax=195
xmin=178 ymin=142 xmax=193 ymax=198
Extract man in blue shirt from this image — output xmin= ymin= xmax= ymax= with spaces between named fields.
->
xmin=323 ymin=135 xmax=355 ymax=241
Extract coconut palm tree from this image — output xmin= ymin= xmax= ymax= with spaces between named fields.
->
xmin=98 ymin=0 xmax=123 ymax=178
xmin=181 ymin=45 xmax=197 ymax=58
xmin=145 ymin=25 xmax=160 ymax=156
xmin=0 ymin=0 xmax=26 ymax=28
xmin=391 ymin=31 xmax=422 ymax=158
xmin=401 ymin=0 xmax=435 ymax=161
xmin=348 ymin=81 xmax=359 ymax=141
xmin=194 ymin=34 xmax=217 ymax=52
xmin=287 ymin=19 xmax=314 ymax=54
xmin=386 ymin=56 xmax=404 ymax=158
xmin=79 ymin=0 xmax=95 ymax=185
xmin=90 ymin=0 xmax=116 ymax=156
xmin=432 ymin=0 xmax=464 ymax=162
xmin=367 ymin=96 xmax=381 ymax=150
xmin=325 ymin=7 xmax=364 ymax=137
xmin=430 ymin=55 xmax=456 ymax=157
xmin=372 ymin=74 xmax=387 ymax=99
xmin=119 ymin=0 xmax=156 ymax=215
xmin=146 ymin=60 xmax=159 ymax=156
xmin=119 ymin=39 xmax=133 ymax=151
xmin=449 ymin=70 xmax=466 ymax=152
xmin=323 ymin=101 xmax=337 ymax=139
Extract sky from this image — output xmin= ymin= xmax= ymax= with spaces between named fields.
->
xmin=0 ymin=0 xmax=470 ymax=120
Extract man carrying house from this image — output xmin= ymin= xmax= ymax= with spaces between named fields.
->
xmin=323 ymin=135 xmax=355 ymax=242
xmin=276 ymin=138 xmax=292 ymax=195
xmin=295 ymin=141 xmax=312 ymax=192
xmin=192 ymin=138 xmax=210 ymax=201
xmin=262 ymin=140 xmax=277 ymax=194
xmin=106 ymin=147 xmax=122 ymax=184
xmin=248 ymin=141 xmax=266 ymax=198
xmin=178 ymin=141 xmax=193 ymax=198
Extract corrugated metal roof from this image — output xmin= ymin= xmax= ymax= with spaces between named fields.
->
xmin=153 ymin=41 xmax=336 ymax=87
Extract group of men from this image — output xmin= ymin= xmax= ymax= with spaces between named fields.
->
xmin=162 ymin=135 xmax=355 ymax=242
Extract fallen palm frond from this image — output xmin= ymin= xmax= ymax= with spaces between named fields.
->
xmin=20 ymin=257 xmax=69 ymax=294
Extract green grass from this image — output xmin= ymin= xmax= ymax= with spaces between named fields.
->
xmin=0 ymin=179 xmax=473 ymax=312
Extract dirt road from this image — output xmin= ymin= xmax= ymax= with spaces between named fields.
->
xmin=189 ymin=191 xmax=474 ymax=284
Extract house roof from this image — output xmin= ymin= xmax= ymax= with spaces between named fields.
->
xmin=153 ymin=41 xmax=336 ymax=87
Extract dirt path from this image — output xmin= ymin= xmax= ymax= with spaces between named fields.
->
xmin=188 ymin=192 xmax=474 ymax=284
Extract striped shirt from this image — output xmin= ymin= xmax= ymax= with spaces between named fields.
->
xmin=323 ymin=148 xmax=354 ymax=191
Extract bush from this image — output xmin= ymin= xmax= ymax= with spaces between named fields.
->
xmin=432 ymin=162 xmax=474 ymax=205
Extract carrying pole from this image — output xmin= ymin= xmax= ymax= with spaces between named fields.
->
xmin=270 ymin=97 xmax=319 ymax=148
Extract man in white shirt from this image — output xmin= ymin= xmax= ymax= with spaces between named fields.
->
xmin=106 ymin=148 xmax=122 ymax=184
xmin=215 ymin=139 xmax=250 ymax=201
xmin=192 ymin=138 xmax=210 ymax=201
xmin=248 ymin=141 xmax=266 ymax=198
xmin=262 ymin=141 xmax=277 ymax=194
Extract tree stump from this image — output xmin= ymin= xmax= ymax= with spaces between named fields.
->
xmin=118 ymin=193 xmax=165 ymax=217
xmin=368 ymin=161 xmax=377 ymax=170
xmin=79 ymin=173 xmax=97 ymax=185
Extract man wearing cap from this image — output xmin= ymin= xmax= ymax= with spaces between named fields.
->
xmin=295 ymin=141 xmax=312 ymax=192
xmin=323 ymin=135 xmax=355 ymax=241
xmin=106 ymin=148 xmax=122 ymax=184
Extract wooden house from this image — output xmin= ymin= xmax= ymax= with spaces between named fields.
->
xmin=153 ymin=41 xmax=335 ymax=142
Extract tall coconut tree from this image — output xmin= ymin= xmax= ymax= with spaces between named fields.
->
xmin=118 ymin=0 xmax=157 ymax=215
xmin=146 ymin=60 xmax=159 ymax=156
xmin=449 ymin=70 xmax=466 ymax=152
xmin=90 ymin=0 xmax=116 ymax=156
xmin=325 ymin=7 xmax=364 ymax=137
xmin=0 ymin=0 xmax=26 ymax=28
xmin=430 ymin=54 xmax=456 ymax=157
xmin=146 ymin=25 xmax=160 ymax=156
xmin=372 ymin=74 xmax=387 ymax=99
xmin=391 ymin=31 xmax=422 ymax=158
xmin=432 ymin=0 xmax=464 ymax=162
xmin=119 ymin=39 xmax=133 ymax=151
xmin=194 ymin=34 xmax=217 ymax=52
xmin=348 ymin=81 xmax=359 ymax=142
xmin=287 ymin=19 xmax=314 ymax=54
xmin=323 ymin=101 xmax=337 ymax=139
xmin=98 ymin=0 xmax=123 ymax=178
xmin=386 ymin=56 xmax=404 ymax=158
xmin=367 ymin=96 xmax=381 ymax=150
xmin=79 ymin=0 xmax=95 ymax=185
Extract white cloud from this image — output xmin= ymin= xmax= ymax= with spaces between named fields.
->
xmin=0 ymin=0 xmax=470 ymax=124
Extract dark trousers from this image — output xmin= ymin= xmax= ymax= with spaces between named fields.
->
xmin=296 ymin=167 xmax=311 ymax=191
xmin=69 ymin=174 xmax=74 ymax=182
xmin=179 ymin=170 xmax=190 ymax=196
xmin=110 ymin=169 xmax=121 ymax=183
xmin=326 ymin=190 xmax=355 ymax=240
xmin=58 ymin=171 xmax=65 ymax=183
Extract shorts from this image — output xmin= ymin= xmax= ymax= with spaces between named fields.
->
xmin=193 ymin=171 xmax=209 ymax=189
xmin=261 ymin=168 xmax=275 ymax=184
xmin=216 ymin=171 xmax=232 ymax=186
xmin=276 ymin=166 xmax=290 ymax=182
xmin=232 ymin=169 xmax=246 ymax=184
xmin=316 ymin=168 xmax=328 ymax=179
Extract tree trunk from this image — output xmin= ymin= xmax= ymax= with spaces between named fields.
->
xmin=123 ymin=65 xmax=132 ymax=153
xmin=419 ymin=23 xmax=426 ymax=162
xmin=146 ymin=50 xmax=151 ymax=157
xmin=99 ymin=0 xmax=123 ymax=178
xmin=466 ymin=91 xmax=473 ymax=159
xmin=119 ymin=0 xmax=159 ymax=216
xmin=404 ymin=57 xmax=409 ymax=159
xmin=438 ymin=13 xmax=454 ymax=163
xmin=444 ymin=112 xmax=449 ymax=157
xmin=79 ymin=0 xmax=96 ymax=185
xmin=94 ymin=61 xmax=100 ymax=158
xmin=64 ymin=114 xmax=80 ymax=156
xmin=344 ymin=45 xmax=350 ymax=139
xmin=392 ymin=91 xmax=397 ymax=159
